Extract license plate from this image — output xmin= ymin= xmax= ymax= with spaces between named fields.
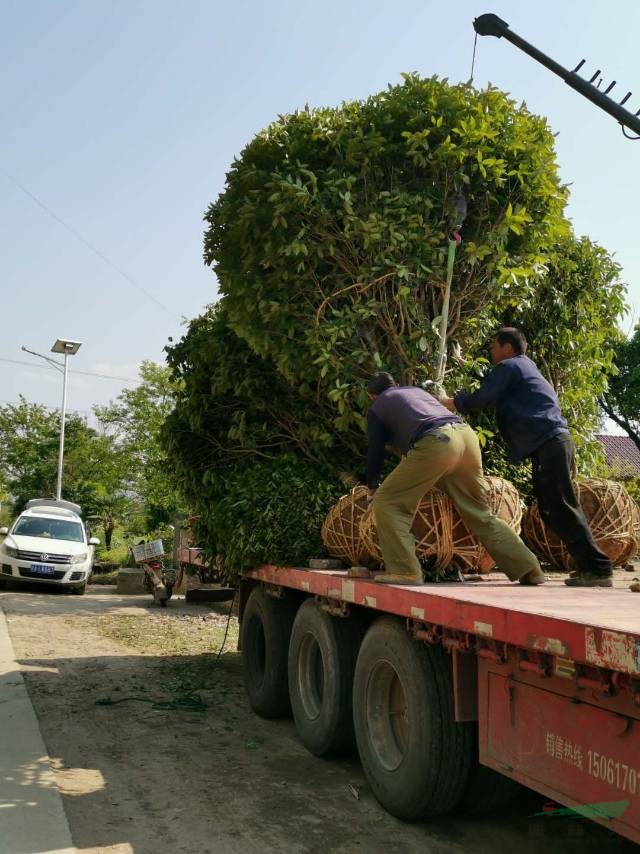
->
xmin=30 ymin=564 xmax=56 ymax=576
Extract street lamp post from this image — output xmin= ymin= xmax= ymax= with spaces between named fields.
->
xmin=51 ymin=339 xmax=82 ymax=500
xmin=22 ymin=339 xmax=83 ymax=501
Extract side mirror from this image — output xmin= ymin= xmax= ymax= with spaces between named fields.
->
xmin=88 ymin=537 xmax=100 ymax=546
xmin=0 ymin=527 xmax=8 ymax=535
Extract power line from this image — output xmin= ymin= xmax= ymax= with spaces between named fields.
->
xmin=2 ymin=170 xmax=180 ymax=321
xmin=0 ymin=356 xmax=137 ymax=383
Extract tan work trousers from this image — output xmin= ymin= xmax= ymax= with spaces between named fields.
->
xmin=372 ymin=423 xmax=540 ymax=581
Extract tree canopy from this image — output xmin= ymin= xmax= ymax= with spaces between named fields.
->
xmin=95 ymin=361 xmax=184 ymax=528
xmin=163 ymin=75 xmax=626 ymax=580
xmin=601 ymin=325 xmax=640 ymax=451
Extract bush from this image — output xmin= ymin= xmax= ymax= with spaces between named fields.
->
xmin=189 ymin=455 xmax=343 ymax=581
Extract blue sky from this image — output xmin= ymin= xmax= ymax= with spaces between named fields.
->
xmin=2 ymin=0 xmax=639 ymax=416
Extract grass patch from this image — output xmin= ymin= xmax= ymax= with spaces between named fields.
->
xmin=91 ymin=612 xmax=239 ymax=657
xmin=91 ymin=570 xmax=119 ymax=585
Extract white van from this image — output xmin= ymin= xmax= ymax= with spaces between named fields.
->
xmin=0 ymin=499 xmax=100 ymax=595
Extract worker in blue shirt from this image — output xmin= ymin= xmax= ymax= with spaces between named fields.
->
xmin=440 ymin=327 xmax=613 ymax=587
xmin=366 ymin=371 xmax=544 ymax=586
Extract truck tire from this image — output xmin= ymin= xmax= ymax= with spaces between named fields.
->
xmin=288 ymin=599 xmax=365 ymax=757
xmin=457 ymin=731 xmax=521 ymax=813
xmin=241 ymin=585 xmax=297 ymax=718
xmin=353 ymin=617 xmax=473 ymax=820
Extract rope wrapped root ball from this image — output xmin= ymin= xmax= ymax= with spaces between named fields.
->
xmin=453 ymin=475 xmax=523 ymax=573
xmin=523 ymin=477 xmax=637 ymax=570
xmin=321 ymin=486 xmax=374 ymax=566
xmin=359 ymin=476 xmax=522 ymax=573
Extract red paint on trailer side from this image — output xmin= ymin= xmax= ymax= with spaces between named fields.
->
xmin=479 ymin=660 xmax=640 ymax=844
xmin=247 ymin=565 xmax=640 ymax=675
xmin=246 ymin=564 xmax=640 ymax=844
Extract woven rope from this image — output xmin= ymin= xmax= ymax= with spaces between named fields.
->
xmin=358 ymin=475 xmax=521 ymax=572
xmin=523 ymin=477 xmax=636 ymax=570
xmin=321 ymin=486 xmax=372 ymax=565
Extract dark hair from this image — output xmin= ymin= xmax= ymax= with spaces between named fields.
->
xmin=495 ymin=327 xmax=527 ymax=355
xmin=367 ymin=371 xmax=396 ymax=395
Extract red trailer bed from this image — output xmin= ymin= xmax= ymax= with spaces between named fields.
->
xmin=245 ymin=565 xmax=640 ymax=843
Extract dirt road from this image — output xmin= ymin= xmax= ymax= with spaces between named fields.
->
xmin=0 ymin=585 xmax=633 ymax=854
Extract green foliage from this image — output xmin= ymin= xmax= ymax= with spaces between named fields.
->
xmin=95 ymin=361 xmax=185 ymax=527
xmin=94 ymin=543 xmax=129 ymax=570
xmin=205 ymin=76 xmax=568 ymax=437
xmin=0 ymin=397 xmax=126 ymax=512
xmin=186 ymin=455 xmax=343 ymax=580
xmin=163 ymin=75 xmax=625 ymax=579
xmin=601 ymin=324 xmax=640 ymax=450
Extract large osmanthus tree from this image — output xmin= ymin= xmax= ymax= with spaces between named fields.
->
xmin=163 ymin=74 xmax=625 ymax=579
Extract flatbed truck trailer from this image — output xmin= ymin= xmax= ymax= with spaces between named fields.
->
xmin=238 ymin=566 xmax=640 ymax=844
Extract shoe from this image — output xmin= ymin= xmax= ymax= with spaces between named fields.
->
xmin=373 ymin=572 xmax=422 ymax=586
xmin=564 ymin=573 xmax=613 ymax=588
xmin=518 ymin=568 xmax=546 ymax=586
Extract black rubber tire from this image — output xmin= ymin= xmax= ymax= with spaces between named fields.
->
xmin=288 ymin=599 xmax=365 ymax=757
xmin=241 ymin=585 xmax=297 ymax=718
xmin=353 ymin=617 xmax=473 ymax=820
xmin=457 ymin=730 xmax=521 ymax=813
xmin=71 ymin=583 xmax=86 ymax=595
xmin=0 ymin=578 xmax=7 ymax=590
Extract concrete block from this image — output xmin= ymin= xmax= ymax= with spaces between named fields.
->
xmin=116 ymin=566 xmax=146 ymax=595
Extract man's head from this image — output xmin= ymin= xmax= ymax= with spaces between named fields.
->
xmin=489 ymin=327 xmax=527 ymax=364
xmin=367 ymin=371 xmax=397 ymax=399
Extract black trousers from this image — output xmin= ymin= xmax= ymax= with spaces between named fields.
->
xmin=531 ymin=434 xmax=613 ymax=576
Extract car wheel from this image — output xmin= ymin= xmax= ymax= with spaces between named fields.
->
xmin=71 ymin=583 xmax=86 ymax=595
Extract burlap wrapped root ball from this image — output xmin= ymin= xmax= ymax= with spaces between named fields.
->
xmin=358 ymin=476 xmax=522 ymax=573
xmin=523 ymin=477 xmax=637 ymax=571
xmin=321 ymin=486 xmax=377 ymax=567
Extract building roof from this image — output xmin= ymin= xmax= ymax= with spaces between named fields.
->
xmin=598 ymin=435 xmax=640 ymax=476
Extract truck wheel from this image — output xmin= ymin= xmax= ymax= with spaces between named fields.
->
xmin=457 ymin=731 xmax=521 ymax=813
xmin=288 ymin=599 xmax=365 ymax=757
xmin=241 ymin=585 xmax=297 ymax=718
xmin=353 ymin=617 xmax=473 ymax=820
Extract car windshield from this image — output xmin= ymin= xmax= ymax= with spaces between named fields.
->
xmin=12 ymin=516 xmax=85 ymax=543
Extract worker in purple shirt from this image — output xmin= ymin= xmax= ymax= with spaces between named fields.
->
xmin=366 ymin=371 xmax=544 ymax=586
xmin=440 ymin=327 xmax=613 ymax=588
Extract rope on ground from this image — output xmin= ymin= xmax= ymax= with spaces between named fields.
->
xmin=213 ymin=590 xmax=237 ymax=664
xmin=95 ymin=693 xmax=207 ymax=712
xmin=94 ymin=592 xmax=237 ymax=712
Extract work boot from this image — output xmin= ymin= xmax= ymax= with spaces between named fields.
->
xmin=564 ymin=573 xmax=613 ymax=588
xmin=518 ymin=568 xmax=546 ymax=586
xmin=373 ymin=571 xmax=422 ymax=586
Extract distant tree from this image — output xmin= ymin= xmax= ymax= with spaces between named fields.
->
xmin=601 ymin=326 xmax=640 ymax=451
xmin=95 ymin=361 xmax=184 ymax=528
xmin=0 ymin=398 xmax=130 ymax=527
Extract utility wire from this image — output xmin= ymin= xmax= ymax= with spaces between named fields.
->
xmin=2 ymin=170 xmax=180 ymax=321
xmin=0 ymin=356 xmax=137 ymax=383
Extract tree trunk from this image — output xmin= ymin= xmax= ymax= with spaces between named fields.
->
xmin=601 ymin=398 xmax=640 ymax=452
xmin=104 ymin=522 xmax=115 ymax=550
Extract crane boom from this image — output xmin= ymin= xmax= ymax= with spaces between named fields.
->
xmin=473 ymin=13 xmax=640 ymax=137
